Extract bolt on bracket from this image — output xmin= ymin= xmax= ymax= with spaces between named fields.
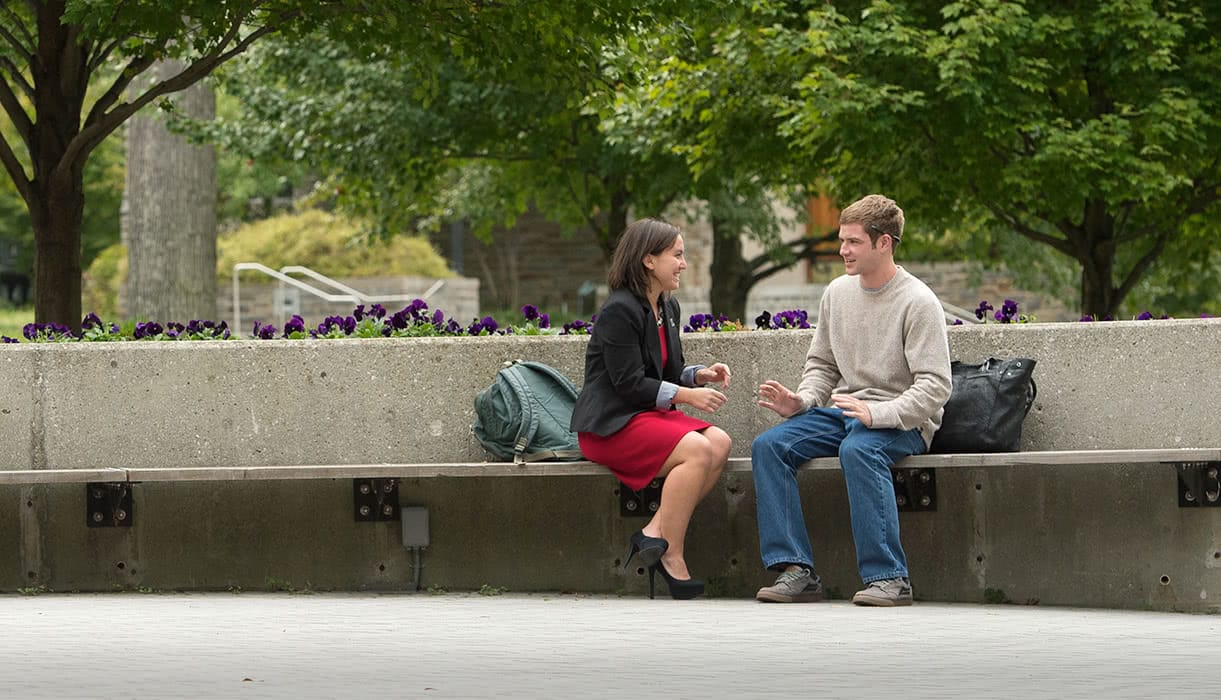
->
xmin=620 ymin=478 xmax=664 ymax=518
xmin=893 ymin=467 xmax=936 ymax=512
xmin=1177 ymin=462 xmax=1220 ymax=508
xmin=86 ymin=482 xmax=133 ymax=528
xmin=353 ymin=478 xmax=400 ymax=522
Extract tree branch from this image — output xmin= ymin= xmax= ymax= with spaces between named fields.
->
xmin=564 ymin=171 xmax=606 ymax=243
xmin=1183 ymin=183 xmax=1220 ymax=217
xmin=83 ymin=3 xmax=258 ymax=130
xmin=1116 ymin=181 xmax=1220 ymax=248
xmin=80 ymin=51 xmax=159 ymax=132
xmin=0 ymin=54 xmax=34 ymax=98
xmin=0 ymin=72 xmax=32 ymax=144
xmin=0 ymin=3 xmax=34 ymax=62
xmin=67 ymin=11 xmax=294 ymax=177
xmin=85 ymin=0 xmax=134 ymax=70
xmin=986 ymin=141 xmax=1014 ymax=167
xmin=0 ymin=2 xmax=33 ymax=44
xmin=1113 ymin=228 xmax=1174 ymax=303
xmin=87 ymin=35 xmax=124 ymax=74
xmin=970 ymin=186 xmax=1075 ymax=256
xmin=1018 ymin=128 xmax=1038 ymax=157
xmin=749 ymin=230 xmax=838 ymax=284
xmin=0 ymin=131 xmax=33 ymax=208
xmin=1111 ymin=200 xmax=1136 ymax=243
xmin=447 ymin=150 xmax=541 ymax=162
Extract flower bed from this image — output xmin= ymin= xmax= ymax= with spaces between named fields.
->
xmin=4 ymin=298 xmax=1205 ymax=344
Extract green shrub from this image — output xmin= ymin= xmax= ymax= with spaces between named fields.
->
xmin=83 ymin=209 xmax=453 ymax=318
xmin=217 ymin=209 xmax=453 ymax=281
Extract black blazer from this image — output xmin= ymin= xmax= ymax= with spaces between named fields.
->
xmin=570 ymin=288 xmax=687 ymax=436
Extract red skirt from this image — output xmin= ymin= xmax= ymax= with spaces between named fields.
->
xmin=578 ymin=409 xmax=713 ymax=491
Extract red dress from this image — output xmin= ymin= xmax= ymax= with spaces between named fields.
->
xmin=578 ymin=325 xmax=713 ymax=491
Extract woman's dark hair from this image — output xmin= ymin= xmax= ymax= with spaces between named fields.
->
xmin=607 ymin=218 xmax=682 ymax=300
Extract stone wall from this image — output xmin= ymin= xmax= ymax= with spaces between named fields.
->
xmin=431 ymin=209 xmax=608 ymax=317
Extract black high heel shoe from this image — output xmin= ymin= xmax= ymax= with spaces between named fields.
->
xmin=647 ymin=560 xmax=705 ymax=600
xmin=623 ymin=530 xmax=668 ymax=570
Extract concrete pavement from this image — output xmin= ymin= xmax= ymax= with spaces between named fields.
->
xmin=1 ymin=592 xmax=1216 ymax=699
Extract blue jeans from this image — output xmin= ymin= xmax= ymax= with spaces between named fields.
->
xmin=751 ymin=407 xmax=927 ymax=584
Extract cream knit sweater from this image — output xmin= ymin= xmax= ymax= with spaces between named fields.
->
xmin=797 ymin=266 xmax=953 ymax=447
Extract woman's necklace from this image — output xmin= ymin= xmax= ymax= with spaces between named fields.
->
xmin=653 ymin=306 xmax=663 ymax=327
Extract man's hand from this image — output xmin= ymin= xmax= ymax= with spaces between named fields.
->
xmin=697 ymin=362 xmax=732 ymax=389
xmin=756 ymin=380 xmax=804 ymax=418
xmin=831 ymin=393 xmax=873 ymax=427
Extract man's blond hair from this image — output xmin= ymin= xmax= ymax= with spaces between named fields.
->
xmin=840 ymin=194 xmax=905 ymax=247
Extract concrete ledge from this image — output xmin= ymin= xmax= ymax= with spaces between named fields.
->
xmin=3 ymin=319 xmax=1220 ymax=610
xmin=3 ymin=448 xmax=1217 ymax=484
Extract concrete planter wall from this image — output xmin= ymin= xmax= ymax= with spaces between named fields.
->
xmin=2 ymin=319 xmax=1219 ymax=610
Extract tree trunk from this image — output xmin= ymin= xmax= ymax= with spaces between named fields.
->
xmin=708 ymin=212 xmax=755 ymax=323
xmin=28 ymin=1 xmax=87 ymax=328
xmin=605 ymin=186 xmax=629 ymax=262
xmin=31 ymin=177 xmax=85 ymax=327
xmin=1080 ymin=261 xmax=1118 ymax=319
xmin=1077 ymin=199 xmax=1118 ymax=319
xmin=124 ymin=59 xmax=217 ymax=322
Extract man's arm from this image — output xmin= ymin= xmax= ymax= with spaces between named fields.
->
xmin=795 ymin=291 xmax=841 ymax=411
xmin=866 ymin=294 xmax=952 ymax=431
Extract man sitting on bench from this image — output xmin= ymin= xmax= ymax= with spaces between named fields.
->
xmin=750 ymin=194 xmax=952 ymax=607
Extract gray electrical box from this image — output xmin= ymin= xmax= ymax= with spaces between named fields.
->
xmin=401 ymin=507 xmax=430 ymax=547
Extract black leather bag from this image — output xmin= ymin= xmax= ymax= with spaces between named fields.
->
xmin=930 ymin=358 xmax=1037 ymax=453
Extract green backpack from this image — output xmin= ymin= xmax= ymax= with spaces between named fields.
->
xmin=472 ymin=360 xmax=584 ymax=463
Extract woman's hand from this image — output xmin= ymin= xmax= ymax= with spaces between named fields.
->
xmin=697 ymin=362 xmax=732 ymax=389
xmin=677 ymin=386 xmax=728 ymax=413
xmin=756 ymin=380 xmax=804 ymax=418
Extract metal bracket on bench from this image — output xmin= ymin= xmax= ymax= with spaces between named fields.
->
xmin=353 ymin=478 xmax=400 ymax=522
xmin=1176 ymin=462 xmax=1220 ymax=508
xmin=86 ymin=482 xmax=133 ymax=528
xmin=620 ymin=478 xmax=663 ymax=518
xmin=892 ymin=468 xmax=936 ymax=512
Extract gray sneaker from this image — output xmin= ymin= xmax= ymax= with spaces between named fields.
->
xmin=852 ymin=577 xmax=913 ymax=606
xmin=756 ymin=567 xmax=824 ymax=603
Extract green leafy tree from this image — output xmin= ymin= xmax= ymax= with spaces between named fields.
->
xmin=201 ymin=28 xmax=690 ymax=263
xmin=0 ymin=0 xmax=674 ymax=328
xmin=764 ymin=0 xmax=1220 ymax=318
xmin=208 ymin=7 xmax=813 ymax=322
xmin=598 ymin=5 xmax=828 ymax=322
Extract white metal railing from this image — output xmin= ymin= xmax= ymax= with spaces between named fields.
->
xmin=231 ymin=262 xmax=446 ymax=336
xmin=941 ymin=300 xmax=984 ymax=325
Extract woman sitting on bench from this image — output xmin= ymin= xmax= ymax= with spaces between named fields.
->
xmin=570 ymin=218 xmax=733 ymax=600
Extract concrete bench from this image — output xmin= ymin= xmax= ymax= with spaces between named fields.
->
xmin=7 ymin=447 xmax=1216 ymax=483
xmin=6 ymin=447 xmax=1217 ymax=526
xmin=6 ymin=320 xmax=1219 ymax=605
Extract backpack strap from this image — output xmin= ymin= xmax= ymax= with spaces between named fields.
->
xmin=514 ymin=449 xmax=585 ymax=464
xmin=497 ymin=362 xmax=540 ymax=462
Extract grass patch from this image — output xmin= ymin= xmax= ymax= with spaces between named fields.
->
xmin=0 ymin=306 xmax=32 ymax=339
xmin=984 ymin=587 xmax=1011 ymax=604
